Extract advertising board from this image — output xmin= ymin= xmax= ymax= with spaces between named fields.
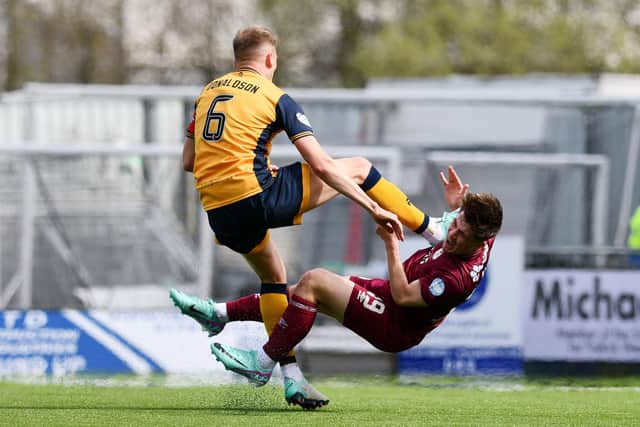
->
xmin=0 ymin=309 xmax=266 ymax=376
xmin=524 ymin=270 xmax=640 ymax=361
xmin=398 ymin=236 xmax=524 ymax=375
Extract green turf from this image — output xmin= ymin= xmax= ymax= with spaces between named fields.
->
xmin=0 ymin=376 xmax=638 ymax=426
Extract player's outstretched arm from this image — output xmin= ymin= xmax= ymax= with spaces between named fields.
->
xmin=295 ymin=135 xmax=404 ymax=240
xmin=375 ymin=226 xmax=426 ymax=307
xmin=439 ymin=165 xmax=469 ymax=210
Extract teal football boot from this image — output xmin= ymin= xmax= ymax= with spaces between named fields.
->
xmin=210 ymin=342 xmax=272 ymax=387
xmin=284 ymin=377 xmax=330 ymax=410
xmin=169 ymin=288 xmax=225 ymax=336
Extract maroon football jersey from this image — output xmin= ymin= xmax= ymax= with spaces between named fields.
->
xmin=344 ymin=237 xmax=495 ymax=352
xmin=405 ymin=237 xmax=495 ymax=320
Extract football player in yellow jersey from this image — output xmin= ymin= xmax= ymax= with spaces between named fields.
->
xmin=172 ymin=26 xmax=447 ymax=409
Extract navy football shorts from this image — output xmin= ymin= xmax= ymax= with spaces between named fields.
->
xmin=206 ymin=162 xmax=310 ymax=254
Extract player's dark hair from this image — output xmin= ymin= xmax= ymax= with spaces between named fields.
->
xmin=233 ymin=26 xmax=278 ymax=61
xmin=462 ymin=192 xmax=502 ymax=241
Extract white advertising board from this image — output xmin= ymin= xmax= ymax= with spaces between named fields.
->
xmin=524 ymin=270 xmax=640 ymax=361
xmin=398 ymin=235 xmax=524 ymax=375
xmin=0 ymin=310 xmax=270 ymax=377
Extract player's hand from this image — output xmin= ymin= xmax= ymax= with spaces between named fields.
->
xmin=375 ymin=224 xmax=399 ymax=246
xmin=372 ymin=206 xmax=404 ymax=241
xmin=439 ymin=165 xmax=469 ymax=210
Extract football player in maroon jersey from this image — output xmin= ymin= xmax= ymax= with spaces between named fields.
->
xmin=171 ymin=166 xmax=502 ymax=408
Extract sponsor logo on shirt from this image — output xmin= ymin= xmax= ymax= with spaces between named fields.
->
xmin=420 ymin=247 xmax=443 ymax=265
xmin=429 ymin=278 xmax=445 ymax=296
xmin=470 ymin=241 xmax=490 ymax=283
xmin=296 ymin=112 xmax=311 ymax=126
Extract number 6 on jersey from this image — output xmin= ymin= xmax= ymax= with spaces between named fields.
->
xmin=202 ymin=94 xmax=234 ymax=142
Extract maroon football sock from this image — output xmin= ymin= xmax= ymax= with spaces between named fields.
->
xmin=263 ymin=294 xmax=317 ymax=361
xmin=226 ymin=293 xmax=262 ymax=322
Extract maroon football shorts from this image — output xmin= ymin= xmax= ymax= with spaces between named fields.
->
xmin=343 ymin=276 xmax=439 ymax=353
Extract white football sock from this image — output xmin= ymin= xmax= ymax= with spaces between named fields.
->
xmin=421 ymin=209 xmax=460 ymax=245
xmin=256 ymin=347 xmax=276 ymax=370
xmin=214 ymin=302 xmax=229 ymax=322
xmin=421 ymin=216 xmax=446 ymax=245
xmin=280 ymin=362 xmax=304 ymax=381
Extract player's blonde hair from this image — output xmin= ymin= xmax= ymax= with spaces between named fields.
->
xmin=233 ymin=26 xmax=278 ymax=62
xmin=462 ymin=192 xmax=503 ymax=241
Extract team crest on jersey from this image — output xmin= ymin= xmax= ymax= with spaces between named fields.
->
xmin=429 ymin=278 xmax=445 ymax=296
xmin=296 ymin=112 xmax=311 ymax=126
xmin=432 ymin=248 xmax=443 ymax=260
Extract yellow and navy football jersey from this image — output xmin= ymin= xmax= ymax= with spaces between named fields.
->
xmin=186 ymin=68 xmax=314 ymax=210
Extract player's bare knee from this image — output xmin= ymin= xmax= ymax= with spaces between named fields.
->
xmin=347 ymin=156 xmax=372 ymax=183
xmin=298 ymin=268 xmax=329 ymax=292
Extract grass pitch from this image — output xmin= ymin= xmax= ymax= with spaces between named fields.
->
xmin=0 ymin=376 xmax=638 ymax=426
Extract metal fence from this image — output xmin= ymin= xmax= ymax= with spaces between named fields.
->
xmin=1 ymin=82 xmax=639 ymax=309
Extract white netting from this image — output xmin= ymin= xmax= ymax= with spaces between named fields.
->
xmin=0 ymin=150 xmax=200 ymax=309
xmin=0 ymin=145 xmax=401 ymax=309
